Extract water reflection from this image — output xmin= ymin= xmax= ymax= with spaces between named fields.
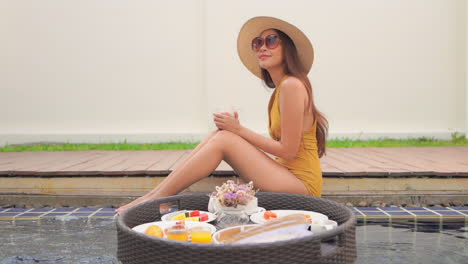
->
xmin=0 ymin=218 xmax=466 ymax=264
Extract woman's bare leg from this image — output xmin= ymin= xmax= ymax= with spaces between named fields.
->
xmin=138 ymin=130 xmax=308 ymax=199
xmin=115 ymin=130 xmax=220 ymax=214
xmin=116 ymin=130 xmax=308 ymax=214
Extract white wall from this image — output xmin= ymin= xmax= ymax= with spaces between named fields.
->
xmin=466 ymin=0 xmax=468 ymax=138
xmin=0 ymin=0 xmax=466 ymax=146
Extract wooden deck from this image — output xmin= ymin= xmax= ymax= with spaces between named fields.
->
xmin=0 ymin=146 xmax=467 ymax=177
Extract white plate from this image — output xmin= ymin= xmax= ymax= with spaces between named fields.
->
xmin=161 ymin=210 xmax=217 ymax=223
xmin=132 ymin=220 xmax=217 ymax=238
xmin=247 ymin=207 xmax=266 ymax=215
xmin=250 ymin=210 xmax=329 ymax=225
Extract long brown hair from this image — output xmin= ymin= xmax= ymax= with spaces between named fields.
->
xmin=264 ymin=29 xmax=328 ymax=158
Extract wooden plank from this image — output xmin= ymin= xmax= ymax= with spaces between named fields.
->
xmin=0 ymin=152 xmax=25 ymax=165
xmin=369 ymin=147 xmax=468 ymax=176
xmin=80 ymin=152 xmax=130 ymax=173
xmin=398 ymin=147 xmax=465 ymax=172
xmin=371 ymin=147 xmax=441 ymax=174
xmin=335 ymin=148 xmax=392 ymax=176
xmin=0 ymin=152 xmax=38 ymax=170
xmin=323 ymin=148 xmax=374 ymax=176
xmin=102 ymin=150 xmax=181 ymax=175
xmin=342 ymin=148 xmax=420 ymax=174
xmin=428 ymin=147 xmax=468 ymax=167
xmin=38 ymin=151 xmax=105 ymax=176
xmin=101 ymin=151 xmax=149 ymax=173
xmin=56 ymin=151 xmax=121 ymax=175
xmin=416 ymin=147 xmax=468 ymax=175
xmin=0 ymin=147 xmax=467 ymax=177
xmin=2 ymin=152 xmax=64 ymax=175
xmin=32 ymin=151 xmax=101 ymax=175
xmin=145 ymin=150 xmax=187 ymax=175
xmin=319 ymin=158 xmax=345 ymax=175
xmin=366 ymin=148 xmax=432 ymax=175
xmin=123 ymin=151 xmax=167 ymax=173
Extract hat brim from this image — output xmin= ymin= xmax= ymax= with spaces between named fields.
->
xmin=237 ymin=16 xmax=314 ymax=79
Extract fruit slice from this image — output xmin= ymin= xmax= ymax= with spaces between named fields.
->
xmin=263 ymin=210 xmax=278 ymax=220
xmin=199 ymin=213 xmax=209 ymax=222
xmin=144 ymin=225 xmax=164 ymax=238
xmin=171 ymin=213 xmax=186 ymax=221
xmin=185 ymin=217 xmax=200 ymax=222
xmin=190 ymin=210 xmax=201 ymax=217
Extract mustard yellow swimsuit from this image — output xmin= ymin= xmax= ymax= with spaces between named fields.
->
xmin=268 ymin=76 xmax=323 ymax=197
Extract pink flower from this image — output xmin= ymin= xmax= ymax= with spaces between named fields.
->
xmin=211 ymin=180 xmax=258 ymax=207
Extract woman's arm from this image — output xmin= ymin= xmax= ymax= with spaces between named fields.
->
xmin=238 ymin=78 xmax=307 ymax=161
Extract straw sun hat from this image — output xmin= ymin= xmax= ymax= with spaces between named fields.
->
xmin=237 ymin=16 xmax=314 ymax=79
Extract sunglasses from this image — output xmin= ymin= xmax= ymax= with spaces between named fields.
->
xmin=251 ymin=34 xmax=281 ymax=52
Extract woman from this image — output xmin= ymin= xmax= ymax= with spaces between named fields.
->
xmin=116 ymin=16 xmax=328 ymax=215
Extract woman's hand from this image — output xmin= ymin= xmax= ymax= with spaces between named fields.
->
xmin=213 ymin=112 xmax=241 ymax=134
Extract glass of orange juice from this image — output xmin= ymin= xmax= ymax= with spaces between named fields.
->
xmin=166 ymin=223 xmax=188 ymax=242
xmin=190 ymin=226 xmax=213 ymax=243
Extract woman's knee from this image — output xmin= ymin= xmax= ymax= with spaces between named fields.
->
xmin=201 ymin=129 xmax=220 ymax=142
xmin=209 ymin=130 xmax=238 ymax=146
xmin=207 ymin=129 xmax=219 ymax=138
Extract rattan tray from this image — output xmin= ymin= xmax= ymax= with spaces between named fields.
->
xmin=117 ymin=192 xmax=356 ymax=264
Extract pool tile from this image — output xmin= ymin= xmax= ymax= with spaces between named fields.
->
xmin=386 ymin=211 xmax=413 ymax=216
xmin=29 ymin=208 xmax=54 ymax=213
xmin=52 ymin=208 xmax=76 ymax=212
xmin=77 ymin=208 xmax=99 ymax=212
xmin=360 ymin=219 xmax=391 ymax=224
xmin=4 ymin=208 xmax=29 ymax=212
xmin=411 ymin=211 xmax=439 ymax=216
xmin=15 ymin=213 xmax=43 ymax=219
xmin=450 ymin=206 xmax=468 ymax=210
xmin=403 ymin=207 xmax=425 ymax=211
xmin=361 ymin=211 xmax=388 ymax=216
xmin=0 ymin=212 xmax=21 ymax=218
xmin=18 ymin=213 xmax=45 ymax=217
xmin=356 ymin=207 xmax=380 ymax=211
xmin=381 ymin=207 xmax=404 ymax=211
xmin=92 ymin=212 xmax=115 ymax=217
xmin=100 ymin=208 xmax=116 ymax=212
xmin=427 ymin=207 xmax=447 ymax=210
xmin=42 ymin=213 xmax=68 ymax=217
xmin=434 ymin=211 xmax=464 ymax=216
xmin=69 ymin=213 xmax=92 ymax=217
xmin=2 ymin=206 xmax=464 ymax=222
xmin=352 ymin=211 xmax=364 ymax=216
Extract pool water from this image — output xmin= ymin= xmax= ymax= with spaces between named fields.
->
xmin=0 ymin=218 xmax=466 ymax=263
xmin=356 ymin=221 xmax=467 ymax=264
xmin=0 ymin=218 xmax=117 ymax=264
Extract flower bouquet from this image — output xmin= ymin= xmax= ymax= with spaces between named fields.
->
xmin=208 ymin=180 xmax=259 ymax=215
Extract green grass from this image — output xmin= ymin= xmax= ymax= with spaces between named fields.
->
xmin=327 ymin=136 xmax=468 ymax=148
xmin=0 ymin=142 xmax=198 ymax=152
xmin=1 ymin=134 xmax=467 ymax=152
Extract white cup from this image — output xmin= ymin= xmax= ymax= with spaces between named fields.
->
xmin=309 ymin=219 xmax=338 ymax=233
xmin=212 ymin=105 xmax=237 ymax=116
xmin=209 ymin=105 xmax=240 ymax=131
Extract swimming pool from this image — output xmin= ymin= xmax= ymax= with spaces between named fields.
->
xmin=0 ymin=218 xmax=466 ymax=263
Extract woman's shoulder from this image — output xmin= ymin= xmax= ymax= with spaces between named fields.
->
xmin=280 ymin=76 xmax=306 ymax=94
